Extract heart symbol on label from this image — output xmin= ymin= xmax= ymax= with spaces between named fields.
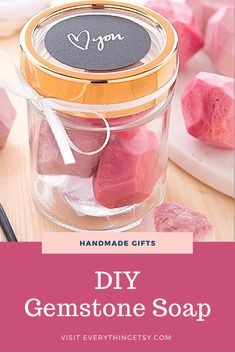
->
xmin=68 ymin=30 xmax=90 ymax=51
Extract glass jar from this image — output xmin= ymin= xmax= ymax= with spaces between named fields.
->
xmin=0 ymin=0 xmax=51 ymax=38
xmin=20 ymin=0 xmax=178 ymax=231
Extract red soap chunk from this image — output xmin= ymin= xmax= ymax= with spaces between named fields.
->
xmin=0 ymin=88 xmax=16 ymax=148
xmin=154 ymin=202 xmax=215 ymax=241
xmin=113 ymin=127 xmax=141 ymax=140
xmin=35 ymin=107 xmax=155 ymax=178
xmin=93 ymin=128 xmax=163 ymax=209
xmin=145 ymin=0 xmax=204 ymax=69
xmin=36 ymin=120 xmax=105 ymax=178
xmin=181 ymin=72 xmax=235 ymax=149
xmin=61 ymin=108 xmax=154 ymax=129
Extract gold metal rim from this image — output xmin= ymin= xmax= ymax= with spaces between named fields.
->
xmin=20 ymin=0 xmax=178 ymax=116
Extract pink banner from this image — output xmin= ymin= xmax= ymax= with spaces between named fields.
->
xmin=42 ymin=232 xmax=193 ymax=254
xmin=0 ymin=243 xmax=234 ymax=352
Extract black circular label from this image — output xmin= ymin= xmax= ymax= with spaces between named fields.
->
xmin=44 ymin=14 xmax=151 ymax=71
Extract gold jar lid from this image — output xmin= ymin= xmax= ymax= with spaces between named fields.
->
xmin=20 ymin=0 xmax=178 ymax=117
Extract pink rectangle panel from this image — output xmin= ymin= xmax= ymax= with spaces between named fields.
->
xmin=42 ymin=232 xmax=193 ymax=254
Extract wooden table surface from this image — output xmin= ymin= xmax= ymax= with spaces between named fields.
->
xmin=0 ymin=34 xmax=234 ymax=242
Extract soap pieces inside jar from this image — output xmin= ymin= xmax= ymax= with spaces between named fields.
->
xmin=36 ymin=119 xmax=105 ymax=178
xmin=0 ymin=88 xmax=16 ymax=148
xmin=93 ymin=127 xmax=162 ymax=209
xmin=34 ymin=110 xmax=162 ymax=210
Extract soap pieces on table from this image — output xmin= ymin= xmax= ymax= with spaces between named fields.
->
xmin=93 ymin=128 xmax=162 ymax=209
xmin=36 ymin=120 xmax=104 ymax=178
xmin=0 ymin=88 xmax=16 ymax=148
xmin=154 ymin=202 xmax=215 ymax=241
xmin=205 ymin=6 xmax=234 ymax=77
xmin=181 ymin=72 xmax=235 ymax=149
xmin=186 ymin=0 xmax=233 ymax=34
xmin=145 ymin=0 xmax=204 ymax=69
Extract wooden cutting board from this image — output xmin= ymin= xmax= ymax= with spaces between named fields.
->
xmin=169 ymin=50 xmax=234 ymax=198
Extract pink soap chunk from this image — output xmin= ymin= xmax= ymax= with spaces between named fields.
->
xmin=59 ymin=108 xmax=154 ymax=129
xmin=181 ymin=72 xmax=234 ymax=149
xmin=186 ymin=0 xmax=233 ymax=34
xmin=36 ymin=120 xmax=105 ymax=178
xmin=0 ymin=88 xmax=16 ymax=148
xmin=145 ymin=0 xmax=204 ymax=69
xmin=35 ymin=107 xmax=155 ymax=178
xmin=93 ymin=128 xmax=163 ymax=209
xmin=154 ymin=202 xmax=215 ymax=241
xmin=205 ymin=6 xmax=234 ymax=77
xmin=113 ymin=127 xmax=141 ymax=140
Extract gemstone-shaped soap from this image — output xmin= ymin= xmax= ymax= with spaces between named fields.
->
xmin=145 ymin=0 xmax=204 ymax=69
xmin=186 ymin=0 xmax=233 ymax=34
xmin=0 ymin=88 xmax=16 ymax=148
xmin=205 ymin=6 xmax=234 ymax=77
xmin=154 ymin=202 xmax=215 ymax=241
xmin=181 ymin=72 xmax=235 ymax=149
xmin=59 ymin=107 xmax=153 ymax=129
xmin=36 ymin=120 xmax=105 ymax=178
xmin=93 ymin=128 xmax=162 ymax=209
xmin=35 ymin=106 xmax=155 ymax=178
